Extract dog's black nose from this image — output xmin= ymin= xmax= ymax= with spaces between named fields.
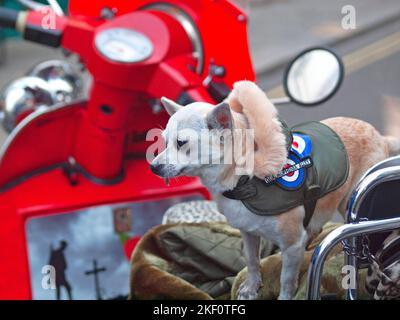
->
xmin=150 ymin=163 xmax=162 ymax=175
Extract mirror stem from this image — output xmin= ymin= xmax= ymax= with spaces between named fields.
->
xmin=270 ymin=96 xmax=291 ymax=105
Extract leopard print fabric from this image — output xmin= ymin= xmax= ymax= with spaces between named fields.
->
xmin=162 ymin=200 xmax=227 ymax=224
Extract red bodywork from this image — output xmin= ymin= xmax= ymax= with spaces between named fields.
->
xmin=0 ymin=0 xmax=255 ymax=299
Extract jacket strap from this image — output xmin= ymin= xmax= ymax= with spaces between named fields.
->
xmin=303 ymin=185 xmax=321 ymax=228
xmin=223 ymin=176 xmax=257 ymax=200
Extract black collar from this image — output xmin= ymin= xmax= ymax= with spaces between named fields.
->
xmin=279 ymin=118 xmax=293 ymax=152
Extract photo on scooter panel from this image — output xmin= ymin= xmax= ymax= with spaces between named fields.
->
xmin=26 ymin=196 xmax=201 ymax=300
xmin=0 ymin=0 xmax=400 ymax=308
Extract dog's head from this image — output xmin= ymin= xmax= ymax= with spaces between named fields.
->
xmin=150 ymin=81 xmax=288 ymax=188
xmin=150 ymin=97 xmax=236 ymax=182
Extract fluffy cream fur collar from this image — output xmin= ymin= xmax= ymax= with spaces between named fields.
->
xmin=227 ymin=81 xmax=288 ymax=179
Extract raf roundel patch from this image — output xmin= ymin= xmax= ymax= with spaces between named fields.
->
xmin=291 ymin=133 xmax=312 ymax=158
xmin=264 ymin=133 xmax=313 ymax=190
xmin=275 ymin=153 xmax=308 ymax=190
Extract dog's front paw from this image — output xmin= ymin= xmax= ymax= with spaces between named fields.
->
xmin=237 ymin=278 xmax=262 ymax=300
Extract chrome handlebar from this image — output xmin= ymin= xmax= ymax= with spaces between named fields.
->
xmin=17 ymin=0 xmax=64 ymax=16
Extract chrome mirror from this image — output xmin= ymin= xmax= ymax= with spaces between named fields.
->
xmin=0 ymin=77 xmax=55 ymax=132
xmin=283 ymin=48 xmax=344 ymax=106
xmin=28 ymin=60 xmax=83 ymax=104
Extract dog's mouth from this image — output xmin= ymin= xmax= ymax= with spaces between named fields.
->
xmin=162 ymin=168 xmax=185 ymax=186
xmin=164 ymin=177 xmax=170 ymax=186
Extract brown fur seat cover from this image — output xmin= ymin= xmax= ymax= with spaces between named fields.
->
xmin=129 ymin=222 xmax=275 ymax=300
xmin=233 ymin=222 xmax=369 ymax=300
xmin=129 ymin=222 xmax=369 ymax=300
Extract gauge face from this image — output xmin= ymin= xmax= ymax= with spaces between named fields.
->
xmin=95 ymin=28 xmax=154 ymax=63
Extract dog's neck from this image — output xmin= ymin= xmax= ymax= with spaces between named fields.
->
xmin=199 ymin=112 xmax=255 ymax=195
xmin=199 ymin=165 xmax=241 ymax=195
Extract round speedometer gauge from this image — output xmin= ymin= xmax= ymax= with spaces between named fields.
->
xmin=95 ymin=28 xmax=154 ymax=63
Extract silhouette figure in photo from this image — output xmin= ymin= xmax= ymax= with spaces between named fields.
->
xmin=49 ymin=240 xmax=73 ymax=300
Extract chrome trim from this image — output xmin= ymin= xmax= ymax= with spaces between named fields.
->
xmin=17 ymin=0 xmax=47 ymax=11
xmin=0 ymin=99 xmax=86 ymax=165
xmin=47 ymin=0 xmax=64 ymax=16
xmin=18 ymin=0 xmax=64 ymax=16
xmin=307 ymin=165 xmax=400 ymax=300
xmin=0 ymin=76 xmax=56 ymax=133
xmin=142 ymin=3 xmax=205 ymax=74
xmin=354 ymin=155 xmax=400 ymax=192
xmin=346 ymin=165 xmax=400 ymax=222
xmin=0 ymin=97 xmax=127 ymax=192
xmin=344 ymin=164 xmax=400 ymax=300
xmin=306 ymin=217 xmax=400 ymax=300
xmin=344 ymin=236 xmax=358 ymax=300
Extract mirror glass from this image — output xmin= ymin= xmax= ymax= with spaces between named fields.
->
xmin=285 ymin=49 xmax=344 ymax=106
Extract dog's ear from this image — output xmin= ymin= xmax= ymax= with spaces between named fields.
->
xmin=161 ymin=97 xmax=183 ymax=116
xmin=207 ymin=102 xmax=233 ymax=130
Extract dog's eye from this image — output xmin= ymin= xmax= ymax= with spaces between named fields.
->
xmin=177 ymin=140 xmax=188 ymax=149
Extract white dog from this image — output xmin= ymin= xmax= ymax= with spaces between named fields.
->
xmin=150 ymin=81 xmax=399 ymax=300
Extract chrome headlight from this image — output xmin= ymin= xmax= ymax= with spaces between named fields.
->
xmin=0 ymin=76 xmax=55 ymax=132
xmin=28 ymin=60 xmax=83 ymax=103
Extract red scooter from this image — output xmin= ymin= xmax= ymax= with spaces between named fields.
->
xmin=0 ymin=0 xmax=255 ymax=299
xmin=0 ymin=0 xmax=344 ymax=300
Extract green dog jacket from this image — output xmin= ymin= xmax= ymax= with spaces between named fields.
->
xmin=223 ymin=121 xmax=349 ymax=227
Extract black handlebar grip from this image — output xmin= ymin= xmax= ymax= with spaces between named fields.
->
xmin=0 ymin=7 xmax=61 ymax=48
xmin=0 ymin=7 xmax=19 ymax=29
